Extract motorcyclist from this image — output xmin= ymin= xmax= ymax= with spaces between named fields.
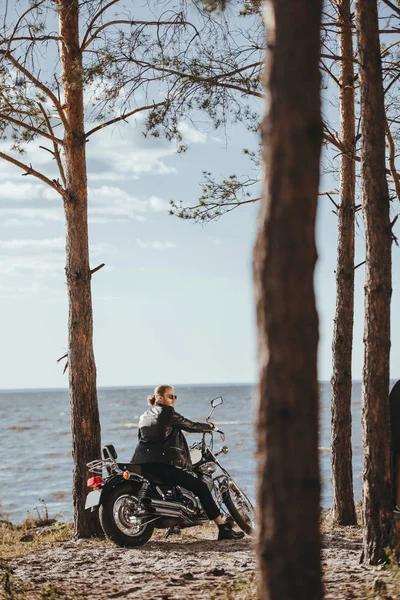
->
xmin=131 ymin=384 xmax=244 ymax=540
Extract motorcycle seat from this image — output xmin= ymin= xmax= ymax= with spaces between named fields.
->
xmin=117 ymin=463 xmax=167 ymax=485
xmin=141 ymin=471 xmax=168 ymax=485
xmin=117 ymin=463 xmax=142 ymax=475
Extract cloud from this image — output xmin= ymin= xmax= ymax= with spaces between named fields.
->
xmin=0 ymin=238 xmax=115 ymax=279
xmin=0 ymin=181 xmax=45 ymax=202
xmin=0 ymin=122 xmax=174 ymax=227
xmin=88 ymin=187 xmax=169 ymax=220
xmin=136 ymin=238 xmax=175 ymax=249
xmin=0 ymin=183 xmax=168 ymax=226
xmin=0 ymin=254 xmax=64 ymax=276
xmin=0 ymin=238 xmax=65 ymax=250
xmin=88 ymin=134 xmax=178 ymax=179
xmin=0 ymin=282 xmax=62 ymax=300
xmin=178 ymin=122 xmax=207 ymax=144
xmin=0 ymin=207 xmax=64 ymax=223
xmin=0 ymin=121 xmax=178 ymax=205
xmin=3 ymin=218 xmax=44 ymax=228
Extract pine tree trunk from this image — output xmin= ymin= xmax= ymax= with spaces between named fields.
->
xmin=59 ymin=0 xmax=101 ymax=538
xmin=355 ymin=0 xmax=393 ymax=565
xmin=253 ymin=1 xmax=322 ymax=598
xmin=330 ymin=0 xmax=356 ymax=526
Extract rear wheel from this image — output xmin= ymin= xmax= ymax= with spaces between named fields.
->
xmin=99 ymin=484 xmax=154 ymax=547
xmin=223 ymin=482 xmax=255 ymax=535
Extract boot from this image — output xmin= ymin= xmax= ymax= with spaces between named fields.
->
xmin=217 ymin=523 xmax=245 ymax=540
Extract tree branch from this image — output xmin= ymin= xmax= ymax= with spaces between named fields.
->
xmin=85 ymin=101 xmax=167 ymax=137
xmin=4 ymin=0 xmax=46 ymax=53
xmin=384 ymin=69 xmax=400 ymax=95
xmin=385 ymin=120 xmax=400 ymax=204
xmin=0 ymin=112 xmax=64 ymax=146
xmin=0 ymin=50 xmax=69 ymax=132
xmin=320 ymin=60 xmax=342 ymax=88
xmin=326 ymin=192 xmax=339 ymax=209
xmin=38 ymin=103 xmax=66 ymax=186
xmin=6 ymin=35 xmax=61 ymax=42
xmin=82 ymin=19 xmax=199 ymax=52
xmin=354 ymin=261 xmax=366 ymax=270
xmin=320 ymin=52 xmax=357 ymax=63
xmin=381 ymin=0 xmax=400 ymax=17
xmin=80 ymin=0 xmax=121 ymax=51
xmin=0 ymin=151 xmax=66 ymax=198
xmin=90 ymin=263 xmax=105 ymax=275
xmin=132 ymin=59 xmax=264 ymax=89
xmin=171 ymin=195 xmax=261 ymax=222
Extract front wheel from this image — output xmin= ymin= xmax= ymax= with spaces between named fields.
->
xmin=99 ymin=484 xmax=154 ymax=547
xmin=223 ymin=482 xmax=255 ymax=535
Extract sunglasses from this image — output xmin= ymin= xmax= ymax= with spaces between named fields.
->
xmin=166 ymin=394 xmax=177 ymax=400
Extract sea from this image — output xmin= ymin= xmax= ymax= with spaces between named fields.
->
xmin=0 ymin=382 xmax=369 ymax=523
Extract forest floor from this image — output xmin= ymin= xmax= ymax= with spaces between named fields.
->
xmin=1 ymin=510 xmax=400 ymax=600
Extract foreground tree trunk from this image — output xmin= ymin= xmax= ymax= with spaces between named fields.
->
xmin=330 ymin=0 xmax=356 ymax=526
xmin=59 ymin=0 xmax=101 ymax=538
xmin=355 ymin=0 xmax=393 ymax=564
xmin=253 ymin=1 xmax=322 ymax=598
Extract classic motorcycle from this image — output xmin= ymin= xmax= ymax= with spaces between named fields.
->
xmin=85 ymin=396 xmax=255 ymax=547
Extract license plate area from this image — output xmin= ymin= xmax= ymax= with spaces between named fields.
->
xmin=85 ymin=489 xmax=101 ymax=509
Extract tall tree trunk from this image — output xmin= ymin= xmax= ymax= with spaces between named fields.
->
xmin=355 ymin=0 xmax=393 ymax=565
xmin=330 ymin=0 xmax=356 ymax=526
xmin=59 ymin=0 xmax=101 ymax=538
xmin=253 ymin=1 xmax=322 ymax=598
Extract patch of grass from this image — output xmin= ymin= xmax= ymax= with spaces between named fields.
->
xmin=0 ymin=500 xmax=74 ymax=560
xmin=0 ymin=520 xmax=73 ymax=560
xmin=24 ymin=499 xmax=58 ymax=529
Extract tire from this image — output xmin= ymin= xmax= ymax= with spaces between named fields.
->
xmin=223 ymin=483 xmax=255 ymax=535
xmin=99 ymin=484 xmax=154 ymax=547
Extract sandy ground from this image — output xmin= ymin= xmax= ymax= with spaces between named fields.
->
xmin=1 ymin=522 xmax=400 ymax=599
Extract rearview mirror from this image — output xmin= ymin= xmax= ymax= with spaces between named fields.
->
xmin=211 ymin=396 xmax=223 ymax=408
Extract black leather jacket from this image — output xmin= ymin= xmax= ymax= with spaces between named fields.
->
xmin=131 ymin=403 xmax=212 ymax=468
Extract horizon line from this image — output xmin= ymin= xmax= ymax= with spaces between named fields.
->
xmin=0 ymin=379 xmax=381 ymax=393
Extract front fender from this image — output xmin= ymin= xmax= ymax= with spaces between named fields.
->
xmin=99 ymin=473 xmax=144 ymax=506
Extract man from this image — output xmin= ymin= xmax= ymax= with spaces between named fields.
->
xmin=389 ymin=380 xmax=400 ymax=512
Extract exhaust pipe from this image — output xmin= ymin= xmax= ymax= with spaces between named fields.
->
xmin=144 ymin=505 xmax=186 ymax=518
xmin=141 ymin=497 xmax=196 ymax=519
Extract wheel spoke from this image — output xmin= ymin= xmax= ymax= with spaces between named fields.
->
xmin=113 ymin=494 xmax=147 ymax=536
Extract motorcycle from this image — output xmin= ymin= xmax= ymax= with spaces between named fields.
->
xmin=85 ymin=396 xmax=255 ymax=547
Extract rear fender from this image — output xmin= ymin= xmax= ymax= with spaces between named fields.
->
xmin=99 ymin=473 xmax=145 ymax=506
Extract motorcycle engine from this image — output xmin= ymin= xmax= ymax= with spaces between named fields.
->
xmin=178 ymin=489 xmax=200 ymax=512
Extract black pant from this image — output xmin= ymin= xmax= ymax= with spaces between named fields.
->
xmin=143 ymin=463 xmax=221 ymax=520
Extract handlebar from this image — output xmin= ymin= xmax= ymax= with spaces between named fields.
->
xmin=202 ymin=429 xmax=225 ymax=442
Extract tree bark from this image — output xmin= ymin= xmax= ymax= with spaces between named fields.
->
xmin=330 ymin=0 xmax=356 ymax=526
xmin=355 ymin=0 xmax=393 ymax=565
xmin=59 ymin=0 xmax=101 ymax=538
xmin=253 ymin=1 xmax=322 ymax=598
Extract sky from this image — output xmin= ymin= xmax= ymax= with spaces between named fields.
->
xmin=0 ymin=3 xmax=399 ymax=389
